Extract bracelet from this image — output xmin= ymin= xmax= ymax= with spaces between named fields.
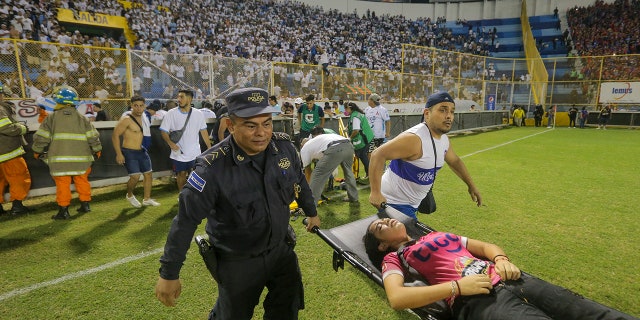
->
xmin=450 ymin=281 xmax=457 ymax=298
xmin=492 ymin=254 xmax=510 ymax=263
xmin=455 ymin=280 xmax=461 ymax=296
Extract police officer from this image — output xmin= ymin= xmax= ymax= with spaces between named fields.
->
xmin=155 ymin=87 xmax=321 ymax=320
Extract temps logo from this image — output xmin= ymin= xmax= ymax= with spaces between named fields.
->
xmin=248 ymin=93 xmax=265 ymax=103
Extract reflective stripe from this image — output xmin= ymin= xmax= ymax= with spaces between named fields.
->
xmin=0 ymin=146 xmax=25 ymax=162
xmin=35 ymin=130 xmax=51 ymax=138
xmin=48 ymin=156 xmax=94 ymax=163
xmin=0 ymin=117 xmax=11 ymax=128
xmin=52 ymin=133 xmax=88 ymax=141
xmin=86 ymin=130 xmax=99 ymax=138
xmin=51 ymin=171 xmax=89 ymax=176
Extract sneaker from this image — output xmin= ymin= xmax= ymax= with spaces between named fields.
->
xmin=142 ymin=198 xmax=161 ymax=206
xmin=127 ymin=194 xmax=142 ymax=208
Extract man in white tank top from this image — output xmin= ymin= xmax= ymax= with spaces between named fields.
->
xmin=368 ymin=92 xmax=482 ymax=219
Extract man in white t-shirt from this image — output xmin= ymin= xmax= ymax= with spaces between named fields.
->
xmin=160 ymin=89 xmax=212 ymax=190
xmin=141 ymin=66 xmax=152 ymax=93
xmin=365 ymin=93 xmax=391 ymax=150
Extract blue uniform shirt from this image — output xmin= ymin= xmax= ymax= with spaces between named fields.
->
xmin=159 ymin=132 xmax=317 ymax=280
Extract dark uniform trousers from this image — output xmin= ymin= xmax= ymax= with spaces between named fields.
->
xmin=209 ymin=241 xmax=303 ymax=320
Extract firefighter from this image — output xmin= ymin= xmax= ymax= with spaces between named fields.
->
xmin=32 ymin=86 xmax=102 ymax=220
xmin=0 ymin=84 xmax=32 ymax=215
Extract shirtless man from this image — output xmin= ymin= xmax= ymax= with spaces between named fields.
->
xmin=112 ymin=95 xmax=160 ymax=207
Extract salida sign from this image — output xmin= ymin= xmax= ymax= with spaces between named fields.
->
xmin=75 ymin=12 xmax=110 ymax=25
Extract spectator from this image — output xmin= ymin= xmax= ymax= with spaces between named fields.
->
xmin=198 ymin=101 xmax=218 ymax=119
xmin=546 ymin=105 xmax=556 ymax=128
xmin=269 ymin=95 xmax=281 ymax=117
xmin=512 ymin=105 xmax=524 ymax=127
xmin=297 ymin=94 xmax=324 ymax=145
xmin=533 ymin=105 xmax=544 ymax=127
xmin=92 ymin=102 xmax=109 ymax=121
xmin=568 ymin=105 xmax=578 ymax=128
xmin=597 ymin=104 xmax=611 ymax=130
xmin=365 ymin=93 xmax=391 ymax=149
xmin=159 ymin=89 xmax=211 ymax=190
xmin=147 ymin=99 xmax=166 ymax=122
xmin=112 ymin=95 xmax=160 ymax=208
xmin=579 ymin=106 xmax=588 ymax=129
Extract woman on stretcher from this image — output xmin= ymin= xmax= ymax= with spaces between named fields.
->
xmin=363 ymin=218 xmax=633 ymax=320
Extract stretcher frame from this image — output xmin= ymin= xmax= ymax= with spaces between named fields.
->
xmin=303 ymin=208 xmax=636 ymax=320
xmin=305 ymin=207 xmax=450 ymax=320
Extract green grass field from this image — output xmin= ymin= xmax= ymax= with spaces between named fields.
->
xmin=1 ymin=127 xmax=638 ymax=319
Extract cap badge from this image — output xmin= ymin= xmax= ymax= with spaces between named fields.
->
xmin=248 ymin=93 xmax=264 ymax=103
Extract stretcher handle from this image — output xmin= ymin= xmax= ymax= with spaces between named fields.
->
xmin=302 ymin=217 xmax=319 ymax=233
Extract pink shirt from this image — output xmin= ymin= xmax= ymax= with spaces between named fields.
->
xmin=382 ymin=232 xmax=501 ymax=303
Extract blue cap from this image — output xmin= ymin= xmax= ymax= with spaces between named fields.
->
xmin=425 ymin=92 xmax=454 ymax=109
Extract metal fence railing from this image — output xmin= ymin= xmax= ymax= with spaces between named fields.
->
xmin=2 ymin=38 xmax=639 ymax=121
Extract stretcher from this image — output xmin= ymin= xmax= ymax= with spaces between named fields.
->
xmin=304 ymin=207 xmax=449 ymax=320
xmin=303 ymin=207 xmax=637 ymax=320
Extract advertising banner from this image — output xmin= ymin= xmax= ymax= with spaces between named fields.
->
xmin=599 ymin=82 xmax=640 ymax=104
xmin=486 ymin=94 xmax=496 ymax=110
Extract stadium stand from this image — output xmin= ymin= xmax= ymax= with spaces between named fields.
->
xmin=1 ymin=0 xmax=638 ymax=116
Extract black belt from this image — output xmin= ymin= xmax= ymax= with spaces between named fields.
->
xmin=326 ymin=139 xmax=350 ymax=149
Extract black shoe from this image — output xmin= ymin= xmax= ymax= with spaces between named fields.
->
xmin=52 ymin=206 xmax=70 ymax=220
xmin=0 ymin=205 xmax=6 ymax=215
xmin=77 ymin=201 xmax=91 ymax=213
xmin=10 ymin=200 xmax=33 ymax=215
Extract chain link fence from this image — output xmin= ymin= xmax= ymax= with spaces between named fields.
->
xmin=2 ymin=38 xmax=640 ymax=117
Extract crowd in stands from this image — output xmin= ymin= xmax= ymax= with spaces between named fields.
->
xmin=2 ymin=0 xmax=640 ymax=107
xmin=0 ymin=0 xmax=515 ymax=76
xmin=566 ymin=0 xmax=640 ymax=80
xmin=122 ymin=0 xmax=493 ymax=72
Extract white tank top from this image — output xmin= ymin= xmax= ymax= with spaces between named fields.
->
xmin=381 ymin=123 xmax=449 ymax=208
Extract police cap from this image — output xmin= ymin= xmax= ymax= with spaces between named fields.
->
xmin=225 ymin=87 xmax=280 ymax=117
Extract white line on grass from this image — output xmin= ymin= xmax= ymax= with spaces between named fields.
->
xmin=459 ymin=129 xmax=552 ymax=159
xmin=0 ymin=129 xmax=551 ymax=302
xmin=0 ymin=248 xmax=163 ymax=302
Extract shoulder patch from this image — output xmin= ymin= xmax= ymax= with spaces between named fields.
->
xmin=272 ymin=132 xmax=291 ymax=141
xmin=202 ymin=145 xmax=230 ymax=166
xmin=187 ymin=171 xmax=206 ymax=192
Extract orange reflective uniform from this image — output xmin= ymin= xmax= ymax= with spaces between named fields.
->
xmin=0 ymin=156 xmax=31 ymax=201
xmin=52 ymin=168 xmax=91 ymax=207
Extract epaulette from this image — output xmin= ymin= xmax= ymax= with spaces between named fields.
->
xmin=202 ymin=144 xmax=231 ymax=166
xmin=272 ymin=132 xmax=291 ymax=141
